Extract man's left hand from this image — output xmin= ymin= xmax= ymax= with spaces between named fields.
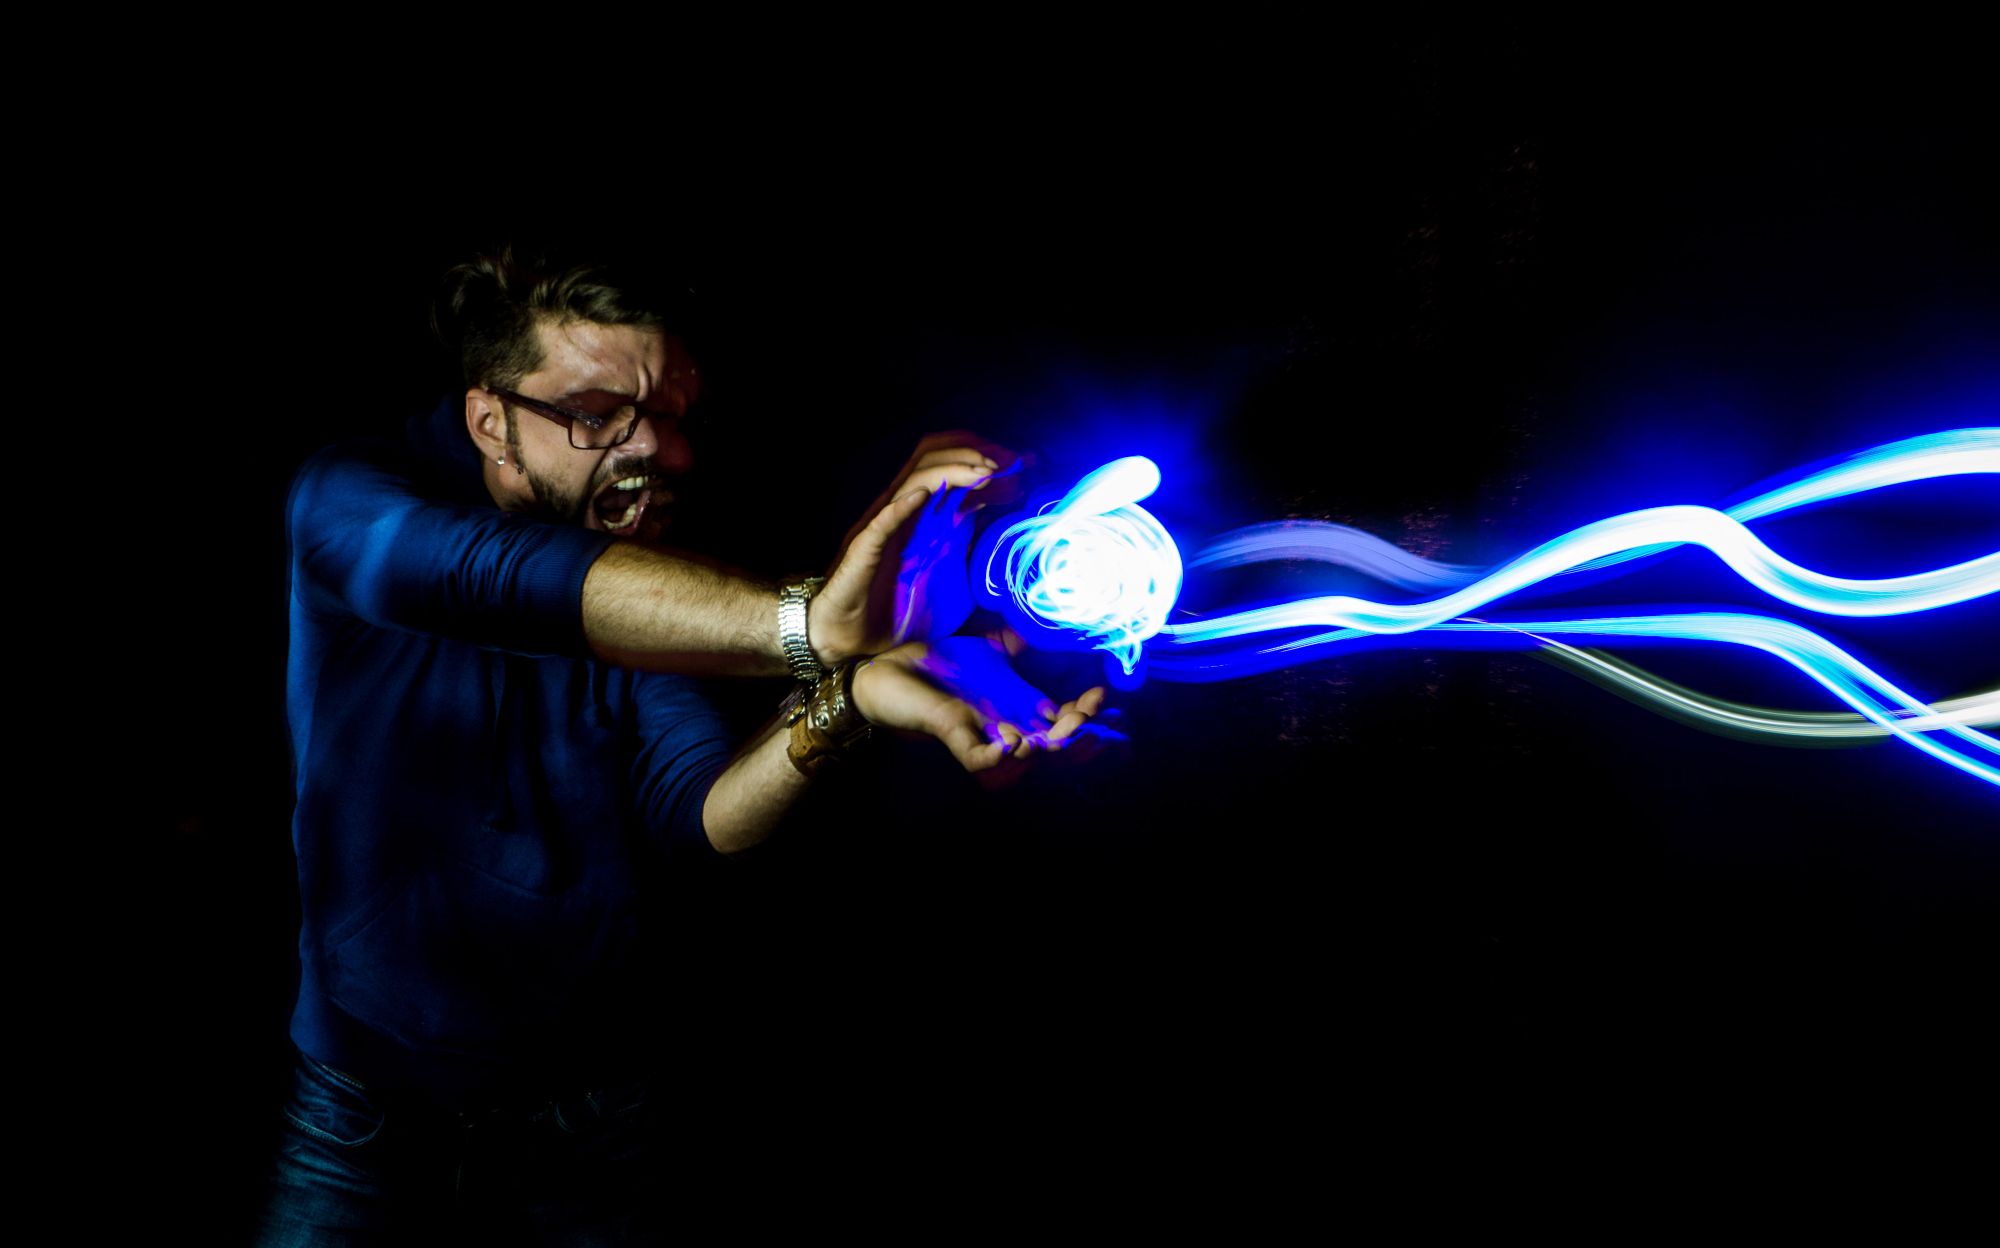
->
xmin=850 ymin=635 xmax=1116 ymax=780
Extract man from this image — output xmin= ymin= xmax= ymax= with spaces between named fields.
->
xmin=253 ymin=243 xmax=1106 ymax=1242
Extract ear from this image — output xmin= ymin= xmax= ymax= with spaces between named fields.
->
xmin=465 ymin=388 xmax=508 ymax=465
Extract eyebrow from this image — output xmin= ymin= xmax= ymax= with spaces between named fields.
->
xmin=556 ymin=386 xmax=635 ymax=404
xmin=555 ymin=385 xmax=682 ymax=416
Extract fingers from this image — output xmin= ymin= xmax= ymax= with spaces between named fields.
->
xmin=894 ymin=435 xmax=1025 ymax=503
xmin=1042 ymin=727 xmax=1103 ymax=767
xmin=869 ymin=438 xmax=1025 ymax=536
xmin=959 ymin=474 xmax=1026 ymax=513
xmin=921 ymin=675 xmax=1112 ymax=776
xmin=1007 ymin=726 xmax=1044 ymax=761
xmin=1059 ymin=725 xmax=1116 ymax=765
xmin=909 ymin=431 xmax=1014 ymax=466
xmin=934 ymin=705 xmax=1021 ymax=774
xmin=896 ymin=447 xmax=1002 ymax=497
xmin=935 ymin=714 xmax=997 ymax=769
xmin=969 ymin=720 xmax=1051 ymax=771
xmin=981 ymin=626 xmax=1028 ymax=658
xmin=825 ymin=486 xmax=932 ymax=619
xmin=911 ymin=463 xmax=999 ymax=494
xmin=911 ymin=447 xmax=1001 ymax=474
xmin=851 ymin=487 xmax=932 ymax=556
xmin=946 ymin=713 xmax=1112 ymax=773
xmin=1046 ymin=708 xmax=1088 ymax=743
xmin=1044 ymin=687 xmax=1107 ymax=744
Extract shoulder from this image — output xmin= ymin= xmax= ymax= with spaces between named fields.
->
xmin=289 ymin=432 xmax=413 ymax=494
xmin=289 ymin=398 xmax=489 ymax=524
xmin=285 ymin=430 xmax=441 ymax=534
xmin=289 ymin=428 xmax=395 ymax=482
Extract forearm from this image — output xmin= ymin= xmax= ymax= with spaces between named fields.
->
xmin=700 ymin=708 xmax=815 ymax=855
xmin=583 ymin=541 xmax=793 ymax=677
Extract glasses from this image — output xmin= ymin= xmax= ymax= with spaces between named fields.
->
xmin=489 ymin=386 xmax=693 ymax=450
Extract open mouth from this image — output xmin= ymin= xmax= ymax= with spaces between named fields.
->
xmin=593 ymin=473 xmax=675 ymax=537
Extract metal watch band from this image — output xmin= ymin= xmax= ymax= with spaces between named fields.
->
xmin=778 ymin=576 xmax=826 ymax=685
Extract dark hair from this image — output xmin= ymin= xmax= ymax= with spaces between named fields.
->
xmin=430 ymin=241 xmax=688 ymax=392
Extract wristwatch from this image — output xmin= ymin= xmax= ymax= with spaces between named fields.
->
xmin=787 ymin=658 xmax=873 ymax=778
xmin=778 ymin=576 xmax=827 ymax=685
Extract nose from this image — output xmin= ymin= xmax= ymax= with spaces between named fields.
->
xmin=620 ymin=408 xmax=693 ymax=475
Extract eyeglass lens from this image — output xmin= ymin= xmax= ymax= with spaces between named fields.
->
xmin=571 ymin=406 xmax=640 ymax=449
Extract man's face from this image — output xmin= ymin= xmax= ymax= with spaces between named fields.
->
xmin=476 ymin=319 xmax=699 ymax=542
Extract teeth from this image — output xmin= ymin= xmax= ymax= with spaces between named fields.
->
xmin=615 ymin=502 xmax=640 ymax=528
xmin=611 ymin=475 xmax=653 ymax=491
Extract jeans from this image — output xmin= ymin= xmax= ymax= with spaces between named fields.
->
xmin=251 ymin=1046 xmax=660 ymax=1246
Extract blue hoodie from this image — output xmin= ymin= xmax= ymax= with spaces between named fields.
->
xmin=283 ymin=394 xmax=733 ymax=1107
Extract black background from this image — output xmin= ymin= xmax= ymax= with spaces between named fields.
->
xmin=129 ymin=29 xmax=1996 ymax=1226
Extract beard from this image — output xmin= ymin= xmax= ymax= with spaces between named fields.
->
xmin=505 ymin=410 xmax=671 ymax=532
xmin=504 ymin=410 xmax=587 ymax=523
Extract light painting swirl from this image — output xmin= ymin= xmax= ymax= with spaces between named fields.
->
xmin=978 ymin=456 xmax=1182 ymax=676
xmin=974 ymin=428 xmax=1998 ymax=788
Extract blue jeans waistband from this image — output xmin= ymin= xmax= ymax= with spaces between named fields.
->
xmin=298 ymin=1046 xmax=651 ymax=1124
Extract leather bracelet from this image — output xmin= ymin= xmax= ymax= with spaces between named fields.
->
xmin=787 ymin=658 xmax=872 ymax=778
xmin=778 ymin=576 xmax=826 ymax=685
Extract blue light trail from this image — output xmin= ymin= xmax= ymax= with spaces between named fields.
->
xmin=973 ymin=428 xmax=1999 ymax=788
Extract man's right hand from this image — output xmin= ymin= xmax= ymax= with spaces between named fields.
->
xmin=809 ymin=433 xmax=1022 ymax=665
xmin=807 ymin=485 xmax=938 ymax=667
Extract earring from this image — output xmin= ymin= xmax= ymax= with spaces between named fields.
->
xmin=497 ymin=457 xmax=505 ymax=465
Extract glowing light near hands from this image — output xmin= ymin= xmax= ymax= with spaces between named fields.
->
xmin=1571 ymin=426 xmax=2000 ymax=574
xmin=1519 ymin=639 xmax=2000 ymax=741
xmin=981 ymin=456 xmax=1183 ymax=675
xmin=1213 ymin=612 xmax=2000 ymax=786
xmin=1463 ymin=614 xmax=2000 ymax=786
xmin=1159 ymin=502 xmax=2000 ymax=642
xmin=982 ymin=429 xmax=1999 ymax=788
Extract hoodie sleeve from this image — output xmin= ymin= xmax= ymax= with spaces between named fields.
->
xmin=628 ymin=671 xmax=734 ymax=859
xmin=287 ymin=440 xmax=617 ymax=659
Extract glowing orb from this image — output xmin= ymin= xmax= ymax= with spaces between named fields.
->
xmin=981 ymin=456 xmax=1183 ymax=675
